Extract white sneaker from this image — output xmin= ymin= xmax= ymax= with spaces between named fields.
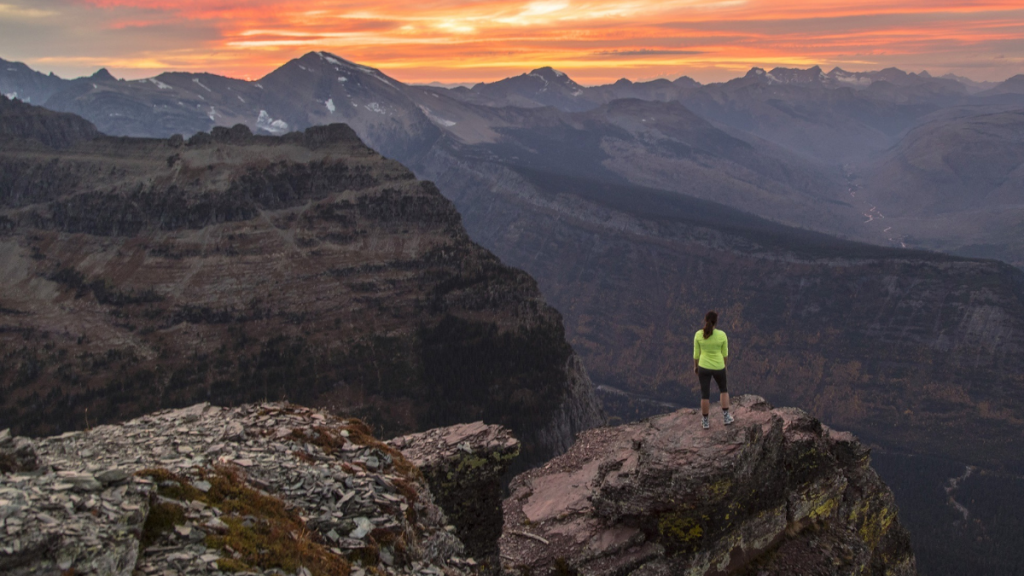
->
xmin=723 ymin=411 xmax=735 ymax=426
xmin=701 ymin=415 xmax=710 ymax=429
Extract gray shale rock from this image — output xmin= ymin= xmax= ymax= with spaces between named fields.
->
xmin=499 ymin=395 xmax=916 ymax=576
xmin=0 ymin=402 xmax=485 ymax=576
xmin=389 ymin=422 xmax=520 ymax=564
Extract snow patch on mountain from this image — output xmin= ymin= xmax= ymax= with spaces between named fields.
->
xmin=192 ymin=78 xmax=212 ymax=92
xmin=365 ymin=102 xmax=386 ymax=115
xmin=833 ymin=71 xmax=873 ymax=86
xmin=256 ymin=110 xmax=289 ymax=134
xmin=325 ymin=99 xmax=336 ymax=113
xmin=417 ymin=105 xmax=456 ymax=127
xmin=528 ymin=73 xmax=549 ymax=86
xmin=147 ymin=78 xmax=172 ymax=90
xmin=338 ymin=76 xmax=348 ymax=83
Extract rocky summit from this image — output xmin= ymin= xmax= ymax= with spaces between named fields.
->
xmin=499 ymin=395 xmax=916 ymax=575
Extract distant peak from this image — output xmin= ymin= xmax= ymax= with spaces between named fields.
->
xmin=746 ymin=67 xmax=766 ymax=77
xmin=614 ymin=78 xmax=633 ymax=86
xmin=673 ymin=76 xmax=700 ymax=87
xmin=91 ymin=68 xmax=117 ymax=82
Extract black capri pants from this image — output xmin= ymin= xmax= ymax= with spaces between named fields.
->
xmin=697 ymin=367 xmax=727 ymax=400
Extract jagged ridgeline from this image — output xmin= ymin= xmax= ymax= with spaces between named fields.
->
xmin=0 ymin=96 xmax=602 ymax=467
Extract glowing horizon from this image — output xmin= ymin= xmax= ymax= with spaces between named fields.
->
xmin=1 ymin=0 xmax=1022 ymax=85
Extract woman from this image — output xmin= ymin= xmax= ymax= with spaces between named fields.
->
xmin=693 ymin=310 xmax=733 ymax=429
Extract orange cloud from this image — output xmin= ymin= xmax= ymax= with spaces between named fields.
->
xmin=6 ymin=0 xmax=1024 ymax=83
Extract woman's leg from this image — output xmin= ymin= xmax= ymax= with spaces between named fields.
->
xmin=698 ymin=368 xmax=712 ymax=415
xmin=713 ymin=370 xmax=732 ymax=424
xmin=712 ymin=370 xmax=729 ymax=407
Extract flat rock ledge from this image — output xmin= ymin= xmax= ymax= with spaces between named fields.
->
xmin=0 ymin=402 xmax=488 ymax=576
xmin=499 ymin=395 xmax=917 ymax=576
xmin=389 ymin=422 xmax=519 ymax=566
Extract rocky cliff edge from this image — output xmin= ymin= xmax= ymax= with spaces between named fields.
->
xmin=499 ymin=395 xmax=916 ymax=575
xmin=0 ymin=397 xmax=915 ymax=576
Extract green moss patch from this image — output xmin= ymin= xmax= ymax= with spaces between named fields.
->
xmin=141 ymin=501 xmax=186 ymax=548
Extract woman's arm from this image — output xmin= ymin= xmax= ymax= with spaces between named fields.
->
xmin=693 ymin=335 xmax=701 ymax=374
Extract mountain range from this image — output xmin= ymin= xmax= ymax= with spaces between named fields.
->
xmin=4 ymin=52 xmax=1022 ymax=264
xmin=4 ymin=52 xmax=1024 ymax=573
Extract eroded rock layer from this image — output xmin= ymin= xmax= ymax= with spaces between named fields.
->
xmin=499 ymin=395 xmax=916 ymax=575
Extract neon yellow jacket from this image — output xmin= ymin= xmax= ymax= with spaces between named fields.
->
xmin=694 ymin=329 xmax=728 ymax=370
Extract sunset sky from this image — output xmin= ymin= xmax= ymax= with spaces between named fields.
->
xmin=1 ymin=0 xmax=1022 ymax=85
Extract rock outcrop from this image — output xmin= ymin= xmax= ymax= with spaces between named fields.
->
xmin=0 ymin=402 xmax=481 ymax=576
xmin=499 ymin=395 xmax=916 ymax=575
xmin=390 ymin=422 xmax=519 ymax=565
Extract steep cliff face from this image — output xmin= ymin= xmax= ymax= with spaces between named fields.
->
xmin=500 ymin=395 xmax=916 ymax=576
xmin=0 ymin=104 xmax=602 ymax=467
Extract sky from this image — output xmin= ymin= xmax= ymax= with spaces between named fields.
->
xmin=0 ymin=0 xmax=1022 ymax=85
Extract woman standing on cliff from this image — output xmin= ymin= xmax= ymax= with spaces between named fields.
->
xmin=694 ymin=311 xmax=733 ymax=429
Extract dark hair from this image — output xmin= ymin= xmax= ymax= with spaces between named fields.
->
xmin=703 ymin=311 xmax=718 ymax=339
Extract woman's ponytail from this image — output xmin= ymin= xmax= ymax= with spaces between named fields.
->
xmin=703 ymin=311 xmax=717 ymax=339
